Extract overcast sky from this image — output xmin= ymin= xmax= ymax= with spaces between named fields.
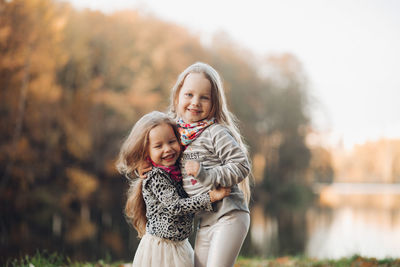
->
xmin=65 ymin=0 xmax=400 ymax=149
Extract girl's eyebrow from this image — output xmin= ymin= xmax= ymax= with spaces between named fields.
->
xmin=151 ymin=141 xmax=162 ymax=146
xmin=201 ymin=93 xmax=211 ymax=97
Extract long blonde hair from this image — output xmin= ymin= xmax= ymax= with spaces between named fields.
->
xmin=169 ymin=62 xmax=252 ymax=204
xmin=116 ymin=111 xmax=180 ymax=237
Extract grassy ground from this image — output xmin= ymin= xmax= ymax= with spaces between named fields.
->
xmin=236 ymin=255 xmax=400 ymax=267
xmin=5 ymin=252 xmax=400 ymax=267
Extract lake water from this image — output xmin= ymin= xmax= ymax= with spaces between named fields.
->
xmin=250 ymin=183 xmax=400 ymax=259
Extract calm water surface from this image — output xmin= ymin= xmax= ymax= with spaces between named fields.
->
xmin=250 ymin=183 xmax=400 ymax=259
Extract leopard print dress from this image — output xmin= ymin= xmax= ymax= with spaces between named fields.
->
xmin=142 ymin=167 xmax=213 ymax=241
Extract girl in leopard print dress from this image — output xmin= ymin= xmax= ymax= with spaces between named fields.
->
xmin=116 ymin=111 xmax=230 ymax=267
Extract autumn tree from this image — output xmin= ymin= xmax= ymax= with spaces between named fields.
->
xmin=0 ymin=0 xmax=69 ymax=258
xmin=254 ymin=54 xmax=314 ymax=256
xmin=0 ymin=0 xmax=333 ymax=262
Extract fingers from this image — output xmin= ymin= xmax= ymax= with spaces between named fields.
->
xmin=185 ymin=161 xmax=200 ymax=176
xmin=217 ymin=186 xmax=231 ymax=192
xmin=223 ymin=188 xmax=231 ymax=196
xmin=214 ymin=187 xmax=231 ymax=198
xmin=139 ymin=166 xmax=152 ymax=179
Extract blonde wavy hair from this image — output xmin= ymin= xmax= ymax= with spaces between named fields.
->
xmin=116 ymin=111 xmax=181 ymax=237
xmin=168 ymin=62 xmax=252 ymax=204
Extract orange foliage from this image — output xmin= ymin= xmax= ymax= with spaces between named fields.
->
xmin=0 ymin=0 xmax=318 ymax=261
xmin=67 ymin=168 xmax=98 ymax=200
xmin=332 ymin=138 xmax=400 ymax=183
xmin=102 ymin=231 xmax=124 ymax=255
xmin=66 ymin=219 xmax=97 ymax=244
xmin=252 ymin=153 xmax=266 ymax=183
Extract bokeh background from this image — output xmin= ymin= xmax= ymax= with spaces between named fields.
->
xmin=1 ymin=0 xmax=400 ymax=263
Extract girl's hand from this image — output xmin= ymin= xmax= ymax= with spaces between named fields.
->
xmin=138 ymin=161 xmax=152 ymax=179
xmin=209 ymin=187 xmax=231 ymax=202
xmin=185 ymin=161 xmax=200 ymax=177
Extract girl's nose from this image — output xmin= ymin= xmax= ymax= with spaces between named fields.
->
xmin=191 ymin=97 xmax=200 ymax=106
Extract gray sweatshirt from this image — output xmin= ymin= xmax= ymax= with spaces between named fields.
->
xmin=180 ymin=123 xmax=250 ymax=226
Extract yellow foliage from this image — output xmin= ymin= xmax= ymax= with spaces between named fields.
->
xmin=64 ymin=118 xmax=92 ymax=160
xmin=66 ymin=168 xmax=98 ymax=200
xmin=65 ymin=219 xmax=97 ymax=243
xmin=0 ymin=25 xmax=11 ymax=46
xmin=127 ymin=88 xmax=162 ymax=114
xmin=252 ymin=153 xmax=266 ymax=183
xmin=29 ymin=74 xmax=62 ymax=102
xmin=332 ymin=138 xmax=400 ymax=183
xmin=92 ymin=90 xmax=136 ymax=120
xmin=105 ymin=159 xmax=119 ymax=176
xmin=14 ymin=137 xmax=35 ymax=162
xmin=102 ymin=232 xmax=124 ymax=255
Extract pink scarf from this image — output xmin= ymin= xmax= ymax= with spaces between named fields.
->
xmin=148 ymin=158 xmax=182 ymax=182
xmin=177 ymin=118 xmax=215 ymax=146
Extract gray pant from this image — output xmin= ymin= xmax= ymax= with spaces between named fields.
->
xmin=194 ymin=211 xmax=250 ymax=267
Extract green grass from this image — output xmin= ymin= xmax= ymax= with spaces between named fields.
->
xmin=5 ymin=251 xmax=125 ymax=267
xmin=236 ymin=255 xmax=400 ymax=267
xmin=6 ymin=252 xmax=400 ymax=267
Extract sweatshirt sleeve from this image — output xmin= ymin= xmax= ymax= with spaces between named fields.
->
xmin=149 ymin=171 xmax=213 ymax=215
xmin=195 ymin=125 xmax=250 ymax=187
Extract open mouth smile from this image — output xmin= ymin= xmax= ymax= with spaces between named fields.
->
xmin=163 ymin=154 xmax=176 ymax=161
xmin=187 ymin=108 xmax=202 ymax=114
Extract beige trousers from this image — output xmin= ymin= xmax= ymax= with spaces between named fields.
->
xmin=194 ymin=211 xmax=250 ymax=267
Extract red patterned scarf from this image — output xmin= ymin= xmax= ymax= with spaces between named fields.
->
xmin=148 ymin=158 xmax=182 ymax=182
xmin=177 ymin=118 xmax=215 ymax=146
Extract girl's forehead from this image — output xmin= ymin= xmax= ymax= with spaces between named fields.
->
xmin=149 ymin=123 xmax=174 ymax=136
xmin=181 ymin=73 xmax=211 ymax=92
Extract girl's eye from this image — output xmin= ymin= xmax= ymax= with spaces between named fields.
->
xmin=154 ymin=145 xmax=162 ymax=148
xmin=201 ymin=96 xmax=210 ymax=100
xmin=185 ymin=93 xmax=193 ymax=97
xmin=169 ymin=139 xmax=177 ymax=144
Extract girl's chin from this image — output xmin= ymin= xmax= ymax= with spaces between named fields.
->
xmin=162 ymin=159 xmax=177 ymax=166
xmin=163 ymin=163 xmax=176 ymax=167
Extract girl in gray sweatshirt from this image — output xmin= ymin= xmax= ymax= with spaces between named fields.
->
xmin=169 ymin=62 xmax=252 ymax=267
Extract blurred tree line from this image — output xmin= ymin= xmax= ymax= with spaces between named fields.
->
xmin=0 ymin=0 xmax=333 ymax=262
xmin=333 ymin=138 xmax=400 ymax=183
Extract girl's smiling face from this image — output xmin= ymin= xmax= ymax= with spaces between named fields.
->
xmin=148 ymin=123 xmax=181 ymax=167
xmin=177 ymin=73 xmax=212 ymax=123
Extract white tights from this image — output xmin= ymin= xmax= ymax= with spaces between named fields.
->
xmin=194 ymin=211 xmax=250 ymax=267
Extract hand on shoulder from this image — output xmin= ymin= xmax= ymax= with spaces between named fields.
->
xmin=138 ymin=161 xmax=152 ymax=179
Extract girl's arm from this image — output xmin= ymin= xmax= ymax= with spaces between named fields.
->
xmin=149 ymin=170 xmax=229 ymax=216
xmin=186 ymin=125 xmax=250 ymax=188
